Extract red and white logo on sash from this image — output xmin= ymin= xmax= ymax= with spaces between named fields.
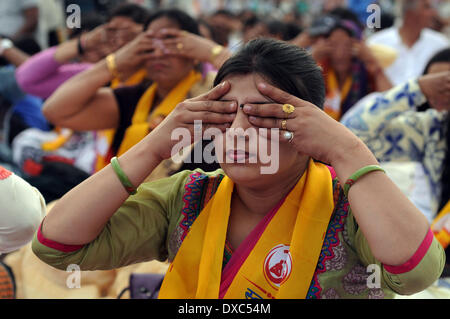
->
xmin=263 ymin=244 xmax=292 ymax=288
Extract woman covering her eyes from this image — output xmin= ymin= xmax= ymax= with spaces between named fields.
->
xmin=32 ymin=38 xmax=444 ymax=299
xmin=42 ymin=8 xmax=231 ymax=177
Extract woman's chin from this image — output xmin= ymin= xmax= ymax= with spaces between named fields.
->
xmin=220 ymin=163 xmax=268 ymax=185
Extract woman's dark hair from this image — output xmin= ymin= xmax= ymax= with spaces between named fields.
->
xmin=214 ymin=38 xmax=325 ymax=109
xmin=441 ymin=115 xmax=450 ymax=212
xmin=423 ymin=48 xmax=450 ymax=75
xmin=69 ymin=13 xmax=105 ymax=39
xmin=419 ymin=48 xmax=450 ymax=113
xmin=108 ymin=3 xmax=149 ymax=24
xmin=143 ymin=8 xmax=200 ymax=35
xmin=328 ymin=7 xmax=365 ymax=30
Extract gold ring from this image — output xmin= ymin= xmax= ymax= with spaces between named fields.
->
xmin=176 ymin=43 xmax=184 ymax=50
xmin=281 ymin=119 xmax=288 ymax=130
xmin=282 ymin=103 xmax=295 ymax=115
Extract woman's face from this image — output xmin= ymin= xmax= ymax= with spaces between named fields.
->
xmin=427 ymin=62 xmax=450 ymax=74
xmin=145 ymin=17 xmax=196 ymax=89
xmin=328 ymin=29 xmax=353 ymax=73
xmin=214 ymin=73 xmax=308 ymax=189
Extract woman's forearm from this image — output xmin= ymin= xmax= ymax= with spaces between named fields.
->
xmin=16 ymin=46 xmax=92 ymax=99
xmin=331 ymin=140 xmax=429 ymax=266
xmin=53 ymin=38 xmax=80 ymax=63
xmin=2 ymin=47 xmax=29 ymax=66
xmin=41 ymin=132 xmax=164 ymax=245
xmin=42 ymin=59 xmax=113 ymax=122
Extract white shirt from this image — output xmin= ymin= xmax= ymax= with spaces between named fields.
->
xmin=367 ymin=27 xmax=449 ymax=86
xmin=0 ymin=167 xmax=46 ymax=254
xmin=0 ymin=0 xmax=38 ymax=38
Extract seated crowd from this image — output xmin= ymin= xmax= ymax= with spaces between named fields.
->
xmin=0 ymin=0 xmax=449 ymax=300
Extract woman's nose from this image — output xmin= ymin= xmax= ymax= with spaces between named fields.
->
xmin=229 ymin=108 xmax=252 ymax=130
xmin=227 ymin=109 xmax=253 ymax=141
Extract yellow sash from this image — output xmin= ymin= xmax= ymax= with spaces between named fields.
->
xmin=110 ymin=69 xmax=147 ymax=89
xmin=324 ymin=69 xmax=352 ymax=121
xmin=158 ymin=160 xmax=335 ymax=299
xmin=431 ymin=200 xmax=450 ymax=249
xmin=43 ymin=71 xmax=148 ymax=157
xmin=116 ymin=70 xmax=202 ymax=156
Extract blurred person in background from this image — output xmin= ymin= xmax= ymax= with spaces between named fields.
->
xmin=0 ymin=164 xmax=46 ymax=299
xmin=42 ymin=8 xmax=231 ymax=178
xmin=0 ymin=36 xmax=50 ymax=155
xmin=0 ymin=165 xmax=46 ymax=256
xmin=341 ymin=50 xmax=450 ymax=289
xmin=367 ymin=0 xmax=449 ymax=86
xmin=308 ymin=10 xmax=392 ymax=121
xmin=16 ymin=3 xmax=148 ymax=100
xmin=207 ymin=9 xmax=243 ymax=50
xmin=0 ymin=0 xmax=39 ymax=42
xmin=9 ymin=3 xmax=150 ymax=202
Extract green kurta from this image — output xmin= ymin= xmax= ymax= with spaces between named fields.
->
xmin=32 ymin=168 xmax=445 ymax=298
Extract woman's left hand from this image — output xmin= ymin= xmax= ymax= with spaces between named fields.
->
xmin=241 ymin=82 xmax=366 ymax=166
xmin=156 ymin=28 xmax=230 ymax=65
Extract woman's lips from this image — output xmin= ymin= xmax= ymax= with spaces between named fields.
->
xmin=149 ymin=62 xmax=168 ymax=71
xmin=225 ymin=150 xmax=255 ymax=162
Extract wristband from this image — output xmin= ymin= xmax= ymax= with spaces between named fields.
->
xmin=111 ymin=156 xmax=137 ymax=195
xmin=77 ymin=36 xmax=85 ymax=55
xmin=343 ymin=165 xmax=385 ymax=197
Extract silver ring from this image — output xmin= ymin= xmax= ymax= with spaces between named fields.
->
xmin=283 ymin=131 xmax=294 ymax=143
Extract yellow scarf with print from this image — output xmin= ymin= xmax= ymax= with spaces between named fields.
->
xmin=158 ymin=160 xmax=335 ymax=299
xmin=116 ymin=70 xmax=202 ymax=156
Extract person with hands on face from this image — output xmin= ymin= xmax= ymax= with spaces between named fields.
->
xmin=155 ymin=28 xmax=232 ymax=73
xmin=342 ymin=50 xmax=450 ymax=281
xmin=311 ymin=15 xmax=392 ymax=121
xmin=42 ymin=9 xmax=221 ymax=175
xmin=16 ymin=3 xmax=150 ymax=100
xmin=33 ymin=38 xmax=444 ymax=299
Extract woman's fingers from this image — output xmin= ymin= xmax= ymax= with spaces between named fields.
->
xmin=185 ymin=99 xmax=237 ymax=114
xmin=256 ymin=82 xmax=311 ymax=107
xmin=182 ymin=111 xmax=236 ymax=125
xmin=247 ymin=115 xmax=283 ymax=130
xmin=242 ymin=103 xmax=288 ymax=118
xmin=157 ymin=28 xmax=183 ymax=39
xmin=191 ymin=81 xmax=232 ymax=102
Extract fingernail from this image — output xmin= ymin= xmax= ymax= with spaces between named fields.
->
xmin=243 ymin=105 xmax=252 ymax=112
xmin=258 ymin=83 xmax=266 ymax=89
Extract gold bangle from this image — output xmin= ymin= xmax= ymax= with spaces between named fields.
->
xmin=106 ymin=54 xmax=120 ymax=79
xmin=210 ymin=45 xmax=224 ymax=61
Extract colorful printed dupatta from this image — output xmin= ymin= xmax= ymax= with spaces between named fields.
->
xmin=158 ymin=160 xmax=335 ymax=299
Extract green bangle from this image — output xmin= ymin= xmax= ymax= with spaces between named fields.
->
xmin=111 ymin=156 xmax=137 ymax=195
xmin=343 ymin=165 xmax=385 ymax=198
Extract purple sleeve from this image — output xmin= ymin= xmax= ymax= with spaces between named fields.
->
xmin=16 ymin=46 xmax=93 ymax=99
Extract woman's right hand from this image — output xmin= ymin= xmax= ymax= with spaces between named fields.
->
xmin=418 ymin=71 xmax=450 ymax=111
xmin=112 ymin=30 xmax=156 ymax=79
xmin=147 ymin=81 xmax=237 ymax=161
